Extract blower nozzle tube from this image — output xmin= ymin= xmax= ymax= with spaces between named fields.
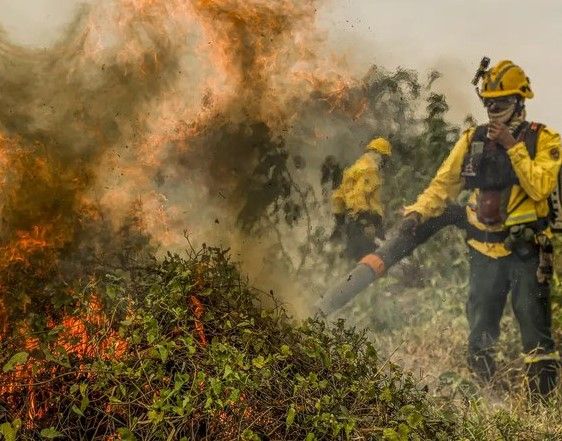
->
xmin=316 ymin=205 xmax=465 ymax=315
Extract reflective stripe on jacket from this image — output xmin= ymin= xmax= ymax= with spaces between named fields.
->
xmin=404 ymin=125 xmax=562 ymax=258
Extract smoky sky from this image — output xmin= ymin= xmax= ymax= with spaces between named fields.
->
xmin=321 ymin=0 xmax=562 ymax=130
xmin=2 ymin=1 xmax=561 ymax=129
xmin=0 ymin=1 xmax=90 ymax=47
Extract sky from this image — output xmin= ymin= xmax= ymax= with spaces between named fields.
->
xmin=0 ymin=0 xmax=561 ymax=128
xmin=321 ymin=0 xmax=562 ymax=128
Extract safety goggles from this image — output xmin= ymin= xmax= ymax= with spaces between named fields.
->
xmin=482 ymin=96 xmax=518 ymax=111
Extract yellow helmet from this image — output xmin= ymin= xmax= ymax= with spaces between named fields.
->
xmin=480 ymin=60 xmax=533 ymax=99
xmin=366 ymin=137 xmax=392 ymax=156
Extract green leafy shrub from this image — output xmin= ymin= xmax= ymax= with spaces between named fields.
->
xmin=0 ymin=246 xmax=467 ymax=440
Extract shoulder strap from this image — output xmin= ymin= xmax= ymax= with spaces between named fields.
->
xmin=523 ymin=121 xmax=544 ymax=159
xmin=471 ymin=125 xmax=488 ymax=143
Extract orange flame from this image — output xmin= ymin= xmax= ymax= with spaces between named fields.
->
xmin=0 ymin=295 xmax=129 ymax=423
xmin=3 ymin=226 xmax=52 ymax=266
xmin=189 ymin=294 xmax=208 ymax=347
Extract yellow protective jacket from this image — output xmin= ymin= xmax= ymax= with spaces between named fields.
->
xmin=404 ymin=125 xmax=562 ymax=258
xmin=332 ymin=151 xmax=384 ymax=218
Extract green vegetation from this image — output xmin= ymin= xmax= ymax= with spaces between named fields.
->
xmin=0 ymin=247 xmax=455 ymax=440
xmin=0 ymin=246 xmax=560 ymax=440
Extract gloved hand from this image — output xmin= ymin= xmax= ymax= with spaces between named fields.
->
xmin=488 ymin=121 xmax=517 ymax=150
xmin=399 ymin=212 xmax=421 ymax=235
xmin=357 ymin=212 xmax=384 ymax=241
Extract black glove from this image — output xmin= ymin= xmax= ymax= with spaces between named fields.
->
xmin=398 ymin=212 xmax=421 ymax=235
xmin=356 ymin=211 xmax=382 ymax=227
xmin=357 ymin=212 xmax=385 ymax=240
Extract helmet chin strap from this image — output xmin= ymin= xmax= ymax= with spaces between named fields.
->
xmin=509 ymin=98 xmax=525 ymax=124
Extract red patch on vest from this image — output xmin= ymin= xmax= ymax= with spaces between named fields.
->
xmin=550 ymin=147 xmax=560 ymax=160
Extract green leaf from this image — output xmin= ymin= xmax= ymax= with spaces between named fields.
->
xmin=379 ymin=387 xmax=393 ymax=402
xmin=252 ymin=355 xmax=266 ymax=369
xmin=3 ymin=352 xmax=28 ymax=373
xmin=398 ymin=423 xmax=410 ymax=440
xmin=80 ymin=395 xmax=90 ymax=413
xmin=280 ymin=344 xmax=292 ymax=356
xmin=406 ymin=411 xmax=423 ymax=429
xmin=204 ymin=397 xmax=213 ymax=410
xmin=210 ymin=378 xmax=222 ymax=395
xmin=147 ymin=409 xmax=164 ymax=424
xmin=241 ymin=429 xmax=261 ymax=441
xmin=71 ymin=405 xmax=85 ymax=417
xmin=344 ymin=420 xmax=356 ymax=437
xmin=286 ymin=405 xmax=296 ymax=428
xmin=304 ymin=433 xmax=316 ymax=441
xmin=157 ymin=345 xmax=169 ymax=363
xmin=40 ymin=427 xmax=64 ymax=439
xmin=0 ymin=420 xmax=21 ymax=441
xmin=117 ymin=428 xmax=137 ymax=441
xmin=228 ymin=388 xmax=240 ymax=403
xmin=382 ymin=428 xmax=399 ymax=441
xmin=223 ymin=364 xmax=233 ymax=378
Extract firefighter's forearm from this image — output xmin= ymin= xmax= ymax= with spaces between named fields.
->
xmin=404 ymin=132 xmax=469 ymax=220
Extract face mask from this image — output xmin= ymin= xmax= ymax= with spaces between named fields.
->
xmin=483 ymin=96 xmax=518 ymax=123
xmin=487 ymin=103 xmax=516 ymax=123
xmin=379 ymin=155 xmax=389 ymax=169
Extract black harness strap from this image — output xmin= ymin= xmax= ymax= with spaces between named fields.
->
xmin=522 ymin=122 xmax=544 ymax=159
xmin=470 ymin=121 xmax=539 ymax=157
xmin=465 ymin=217 xmax=549 ymax=243
xmin=465 ymin=224 xmax=509 ymax=243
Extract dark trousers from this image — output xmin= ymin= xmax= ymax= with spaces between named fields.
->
xmin=467 ymin=247 xmax=555 ymax=379
xmin=335 ymin=213 xmax=384 ymax=262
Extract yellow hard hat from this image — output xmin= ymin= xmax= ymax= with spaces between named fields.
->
xmin=366 ymin=137 xmax=392 ymax=156
xmin=480 ymin=60 xmax=533 ymax=99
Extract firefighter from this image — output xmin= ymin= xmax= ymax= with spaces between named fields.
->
xmin=401 ymin=60 xmax=561 ymax=395
xmin=331 ymin=137 xmax=391 ymax=261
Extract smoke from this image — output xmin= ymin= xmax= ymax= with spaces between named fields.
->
xmin=0 ymin=0 xmax=198 ymax=325
xmin=0 ymin=0 xmax=326 ymax=322
xmin=0 ymin=0 xmax=452 ymax=327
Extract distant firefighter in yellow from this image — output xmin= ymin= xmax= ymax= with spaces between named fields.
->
xmin=331 ymin=137 xmax=391 ymax=260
